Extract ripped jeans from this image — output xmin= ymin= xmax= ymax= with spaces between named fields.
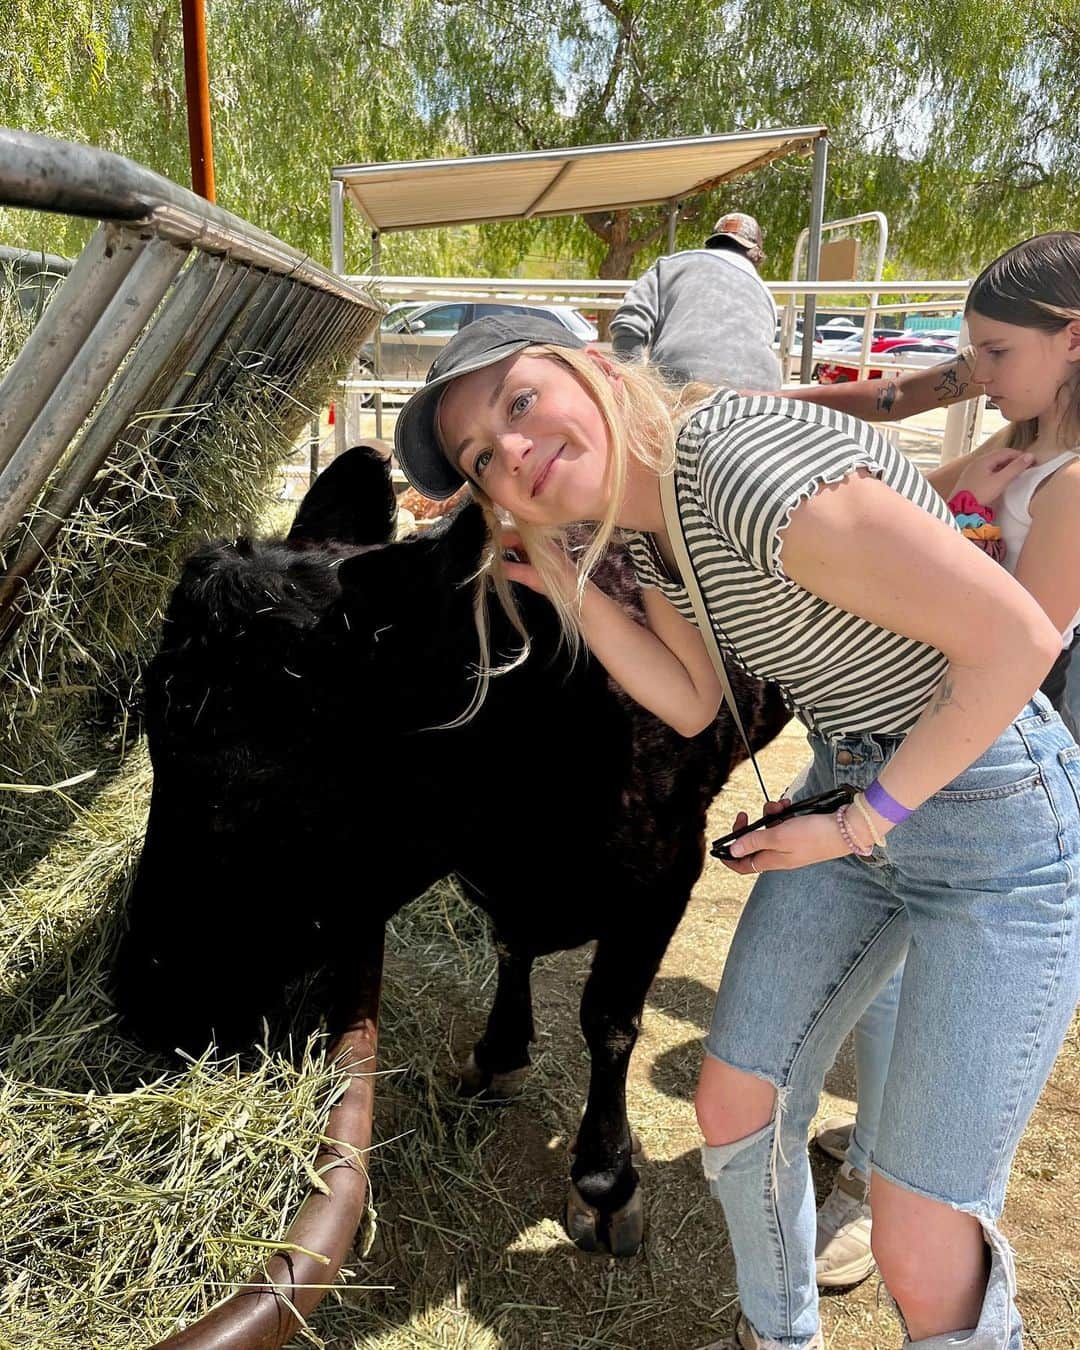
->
xmin=701 ymin=696 xmax=1080 ymax=1348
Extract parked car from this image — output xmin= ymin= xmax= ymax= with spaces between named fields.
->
xmin=816 ymin=334 xmax=958 ymax=384
xmin=354 ymin=301 xmax=598 ymax=399
xmin=784 ymin=322 xmax=905 ymax=368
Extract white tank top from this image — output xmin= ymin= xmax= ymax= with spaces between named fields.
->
xmin=998 ymin=449 xmax=1080 ymax=644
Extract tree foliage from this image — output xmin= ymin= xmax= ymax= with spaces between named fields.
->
xmin=0 ymin=0 xmax=443 ymax=269
xmin=1 ymin=1 xmax=1078 ymax=283
xmin=406 ymin=0 xmax=1080 ymax=282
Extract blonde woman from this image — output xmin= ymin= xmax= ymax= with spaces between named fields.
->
xmin=394 ymin=311 xmax=1080 ymax=1350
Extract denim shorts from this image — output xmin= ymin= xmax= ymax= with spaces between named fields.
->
xmin=701 ymin=694 xmax=1080 ymax=1347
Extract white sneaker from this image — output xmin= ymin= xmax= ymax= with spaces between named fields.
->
xmin=729 ymin=1312 xmax=825 ymax=1348
xmin=815 ymin=1161 xmax=875 ymax=1288
xmin=813 ymin=1114 xmax=854 ymax=1164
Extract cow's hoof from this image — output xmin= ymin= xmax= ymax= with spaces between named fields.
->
xmin=606 ymin=1186 xmax=645 ymax=1257
xmin=564 ymin=1182 xmax=644 ymax=1257
xmin=457 ymin=1052 xmax=531 ymax=1099
xmin=565 ymin=1181 xmax=602 ymax=1252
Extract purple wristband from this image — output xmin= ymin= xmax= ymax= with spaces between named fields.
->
xmin=864 ymin=779 xmax=913 ymax=825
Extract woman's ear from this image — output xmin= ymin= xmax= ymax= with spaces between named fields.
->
xmin=1065 ymin=319 xmax=1080 ymax=363
xmin=584 ymin=344 xmax=624 ymax=390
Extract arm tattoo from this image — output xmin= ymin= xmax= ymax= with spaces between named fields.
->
xmin=875 ymin=380 xmax=898 ymax=414
xmin=932 ymin=361 xmax=969 ymax=404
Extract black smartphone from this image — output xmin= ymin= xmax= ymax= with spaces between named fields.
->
xmin=710 ymin=784 xmax=858 ymax=861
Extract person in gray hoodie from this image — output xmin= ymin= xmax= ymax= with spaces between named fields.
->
xmin=610 ymin=212 xmax=781 ymax=391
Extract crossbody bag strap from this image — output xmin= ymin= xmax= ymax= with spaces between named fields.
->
xmin=659 ymin=468 xmax=771 ymax=802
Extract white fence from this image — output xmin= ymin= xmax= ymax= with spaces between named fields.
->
xmin=341 ymin=274 xmax=980 ymax=464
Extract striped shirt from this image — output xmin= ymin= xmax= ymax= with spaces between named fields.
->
xmin=625 ymin=390 xmax=956 ymax=738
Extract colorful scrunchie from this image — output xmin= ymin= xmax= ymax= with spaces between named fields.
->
xmin=948 ymin=491 xmax=1005 ymax=562
xmin=947 ymin=490 xmax=997 ymax=524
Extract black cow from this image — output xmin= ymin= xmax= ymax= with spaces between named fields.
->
xmin=115 ymin=444 xmax=788 ymax=1255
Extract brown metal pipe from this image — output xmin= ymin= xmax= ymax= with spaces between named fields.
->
xmin=155 ymin=934 xmax=384 ymax=1348
xmin=181 ymin=0 xmax=216 ymax=202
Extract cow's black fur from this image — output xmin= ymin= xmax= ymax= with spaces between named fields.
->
xmin=115 ymin=443 xmax=789 ymax=1253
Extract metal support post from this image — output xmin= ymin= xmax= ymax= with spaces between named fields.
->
xmin=309 ymin=416 xmax=321 ymax=488
xmin=799 ymin=136 xmax=829 ymax=386
xmin=330 ymin=180 xmax=346 ymax=275
xmin=330 ymin=179 xmax=349 ymax=456
xmin=667 ymin=201 xmax=679 ymax=254
xmin=180 ymin=0 xmax=216 ymax=201
xmin=372 ymin=230 xmax=383 ymax=443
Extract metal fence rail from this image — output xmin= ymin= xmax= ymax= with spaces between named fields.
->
xmin=0 ymin=129 xmax=382 ymax=646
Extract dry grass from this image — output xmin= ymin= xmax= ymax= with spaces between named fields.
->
xmin=0 ymin=743 xmax=364 ymax=1347
xmin=0 ymin=259 xmax=381 ymax=1348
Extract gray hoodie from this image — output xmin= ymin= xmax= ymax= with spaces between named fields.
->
xmin=611 ymin=247 xmax=781 ymax=392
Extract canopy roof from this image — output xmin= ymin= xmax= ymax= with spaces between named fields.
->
xmin=332 ymin=127 xmax=827 ymax=234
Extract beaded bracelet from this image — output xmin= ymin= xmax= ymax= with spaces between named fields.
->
xmin=836 ymin=805 xmax=873 ymax=857
xmin=852 ymin=792 xmax=886 ymax=849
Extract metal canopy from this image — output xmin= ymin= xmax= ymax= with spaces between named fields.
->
xmin=332 ymin=127 xmax=828 ymax=234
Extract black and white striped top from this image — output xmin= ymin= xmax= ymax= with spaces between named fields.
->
xmin=625 ymin=390 xmax=955 ymax=737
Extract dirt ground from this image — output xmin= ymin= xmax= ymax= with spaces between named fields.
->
xmin=304 ymin=721 xmax=1080 ymax=1350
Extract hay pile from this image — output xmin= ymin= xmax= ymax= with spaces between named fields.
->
xmin=0 ymin=263 xmax=391 ymax=1347
xmin=0 ymin=744 xmax=363 ymax=1346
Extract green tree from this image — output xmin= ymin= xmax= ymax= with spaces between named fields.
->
xmin=404 ymin=0 xmax=1080 ymax=289
xmin=0 ymin=0 xmax=450 ymax=271
xmin=2 ymin=0 xmax=1079 ymax=287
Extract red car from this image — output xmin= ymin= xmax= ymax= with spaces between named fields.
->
xmin=816 ymin=335 xmax=958 ymax=384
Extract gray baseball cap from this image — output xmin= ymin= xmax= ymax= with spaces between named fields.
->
xmin=393 ymin=313 xmax=587 ymax=500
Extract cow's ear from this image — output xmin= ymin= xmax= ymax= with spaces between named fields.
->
xmin=288 ymin=443 xmax=396 ymax=548
xmin=335 ymin=495 xmax=489 ymax=592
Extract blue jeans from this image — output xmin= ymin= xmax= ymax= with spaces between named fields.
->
xmin=846 ymin=960 xmax=903 ymax=1179
xmin=700 ymin=697 xmax=1080 ymax=1348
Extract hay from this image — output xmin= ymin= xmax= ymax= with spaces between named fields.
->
xmin=0 ymin=743 xmax=369 ymax=1347
xmin=0 ymin=260 xmax=388 ymax=1347
xmin=0 ymin=732 xmax=512 ymax=1348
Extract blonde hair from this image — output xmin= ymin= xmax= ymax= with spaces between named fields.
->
xmin=966 ymin=231 xmax=1080 ymax=451
xmin=443 ymin=345 xmax=711 ymax=725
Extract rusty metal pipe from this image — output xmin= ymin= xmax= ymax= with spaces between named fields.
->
xmin=181 ymin=0 xmax=216 ymax=203
xmin=155 ymin=934 xmax=384 ymax=1349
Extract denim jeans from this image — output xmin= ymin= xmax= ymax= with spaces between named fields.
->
xmin=846 ymin=959 xmax=903 ymax=1179
xmin=849 ymin=667 xmax=1080 ymax=1178
xmin=700 ymin=696 xmax=1080 ymax=1348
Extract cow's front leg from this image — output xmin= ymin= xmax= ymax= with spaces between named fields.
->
xmin=567 ymin=918 xmax=678 ymax=1257
xmin=459 ymin=938 xmax=535 ymax=1099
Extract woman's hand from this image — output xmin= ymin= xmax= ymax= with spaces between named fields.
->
xmin=498 ymin=530 xmax=544 ymax=593
xmin=720 ymin=803 xmax=852 ymax=875
xmin=499 ymin=529 xmax=577 ymax=599
xmin=954 ymin=448 xmax=1035 ymax=508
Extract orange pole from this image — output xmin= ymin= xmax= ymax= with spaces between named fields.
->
xmin=181 ymin=0 xmax=216 ymax=202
